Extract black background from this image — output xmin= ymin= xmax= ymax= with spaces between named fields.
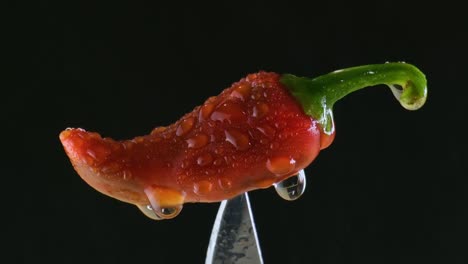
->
xmin=13 ymin=0 xmax=468 ymax=263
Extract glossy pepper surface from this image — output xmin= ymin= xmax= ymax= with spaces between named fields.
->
xmin=60 ymin=62 xmax=427 ymax=220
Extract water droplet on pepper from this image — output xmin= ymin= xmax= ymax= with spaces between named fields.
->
xmin=252 ymin=101 xmax=269 ymax=118
xmin=180 ymin=160 xmax=190 ymax=169
xmin=151 ymin=126 xmax=167 ymax=135
xmin=101 ymin=163 xmax=121 ymax=174
xmin=122 ymin=170 xmax=132 ymax=181
xmin=193 ymin=180 xmax=213 ymax=196
xmin=86 ymin=149 xmax=97 ymax=160
xmin=176 ymin=117 xmax=195 ymax=137
xmin=230 ymin=83 xmax=251 ymax=101
xmin=269 ymin=142 xmax=279 ymax=150
xmin=218 ymin=178 xmax=232 ymax=192
xmin=186 ymin=133 xmax=209 ymax=148
xmin=211 ymin=101 xmax=246 ymax=123
xmin=266 ymin=156 xmax=296 ymax=176
xmin=225 ymin=129 xmax=250 ymax=151
xmin=197 ymin=153 xmax=213 ymax=166
xmin=213 ymin=158 xmax=224 ymax=166
xmin=199 ymin=103 xmax=215 ymax=121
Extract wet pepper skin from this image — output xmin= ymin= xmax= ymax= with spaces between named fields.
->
xmin=60 ymin=72 xmax=331 ymax=211
xmin=60 ymin=63 xmax=427 ymax=219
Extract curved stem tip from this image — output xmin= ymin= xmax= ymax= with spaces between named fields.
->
xmin=281 ymin=62 xmax=427 ymax=134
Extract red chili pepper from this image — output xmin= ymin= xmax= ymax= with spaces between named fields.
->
xmin=60 ymin=62 xmax=427 ymax=220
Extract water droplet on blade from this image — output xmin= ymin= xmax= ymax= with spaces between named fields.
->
xmin=274 ymin=169 xmax=306 ymax=201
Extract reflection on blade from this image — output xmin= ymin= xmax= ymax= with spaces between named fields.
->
xmin=205 ymin=193 xmax=263 ymax=264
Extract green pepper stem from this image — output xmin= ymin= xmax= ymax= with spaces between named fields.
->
xmin=280 ymin=62 xmax=427 ymax=134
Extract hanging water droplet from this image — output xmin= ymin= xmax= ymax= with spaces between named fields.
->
xmin=136 ymin=204 xmax=162 ymax=220
xmin=158 ymin=206 xmax=182 ymax=218
xmin=274 ymin=169 xmax=306 ymax=201
xmin=143 ymin=186 xmax=185 ymax=220
xmin=322 ymin=108 xmax=335 ymax=135
xmin=138 ymin=204 xmax=182 ymax=220
xmin=389 ymin=77 xmax=427 ymax=110
xmin=388 ymin=84 xmax=403 ymax=101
